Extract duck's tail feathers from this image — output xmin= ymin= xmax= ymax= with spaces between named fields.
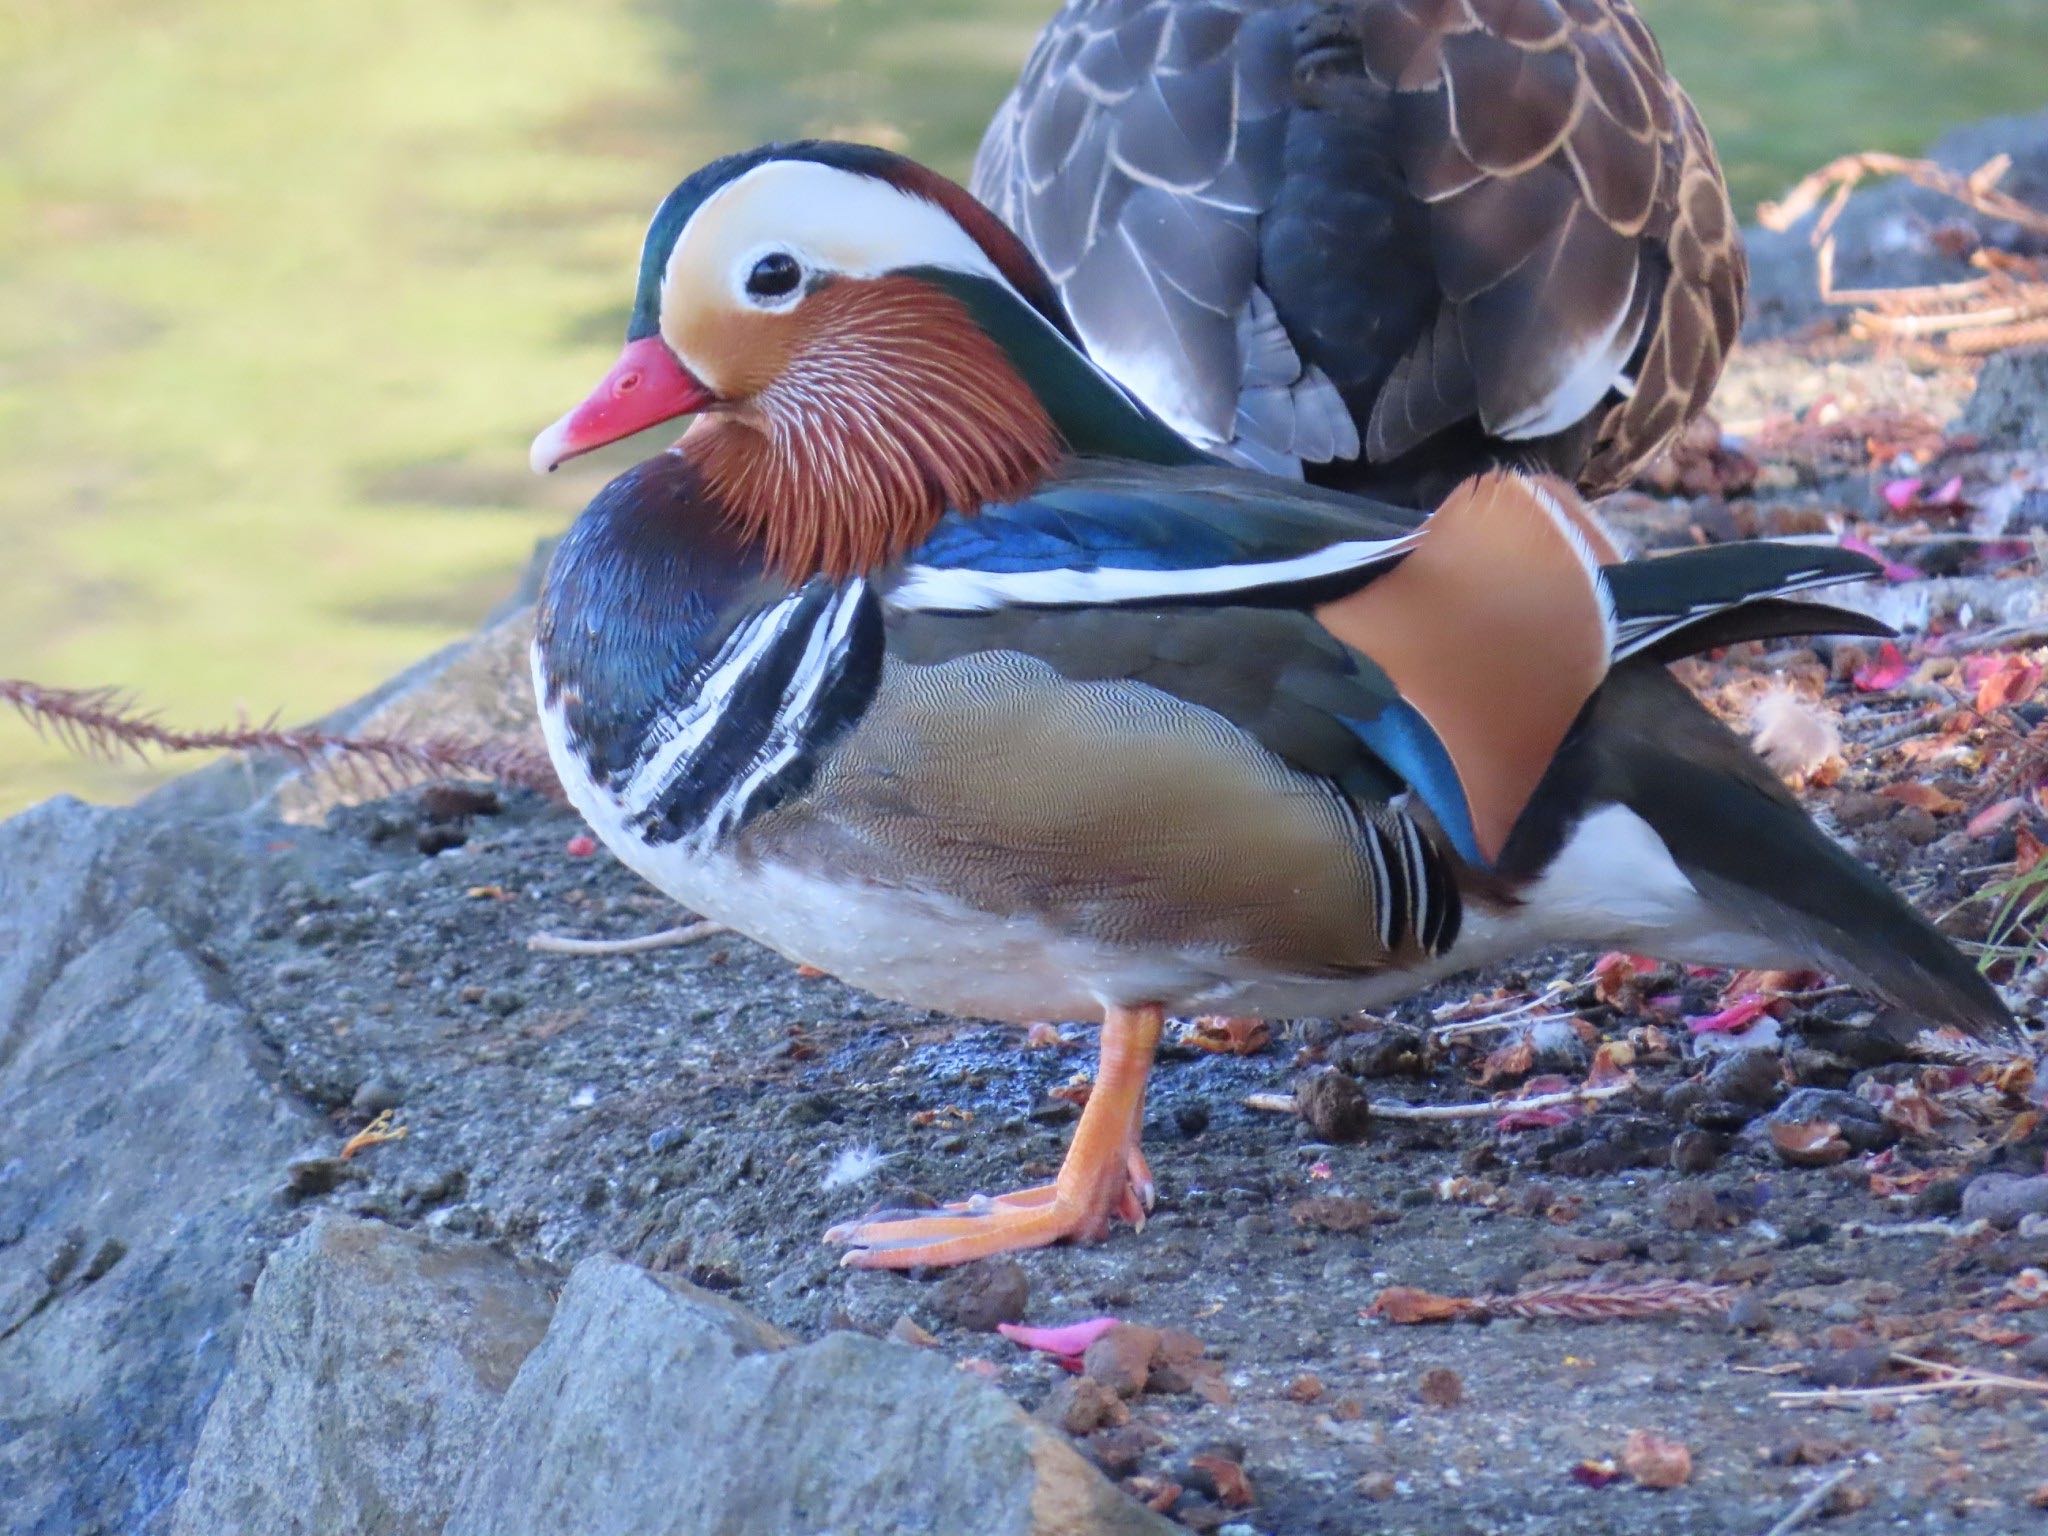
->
xmin=1605 ymin=543 xmax=1887 ymax=663
xmin=1505 ymin=665 xmax=2013 ymax=1038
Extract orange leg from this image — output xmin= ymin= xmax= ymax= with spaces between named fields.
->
xmin=825 ymin=1004 xmax=1163 ymax=1268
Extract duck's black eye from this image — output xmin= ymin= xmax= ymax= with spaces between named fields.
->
xmin=745 ymin=251 xmax=802 ymax=301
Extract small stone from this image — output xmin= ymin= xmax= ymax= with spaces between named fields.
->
xmin=1669 ymin=1130 xmax=1726 ymax=1175
xmin=1082 ymin=1323 xmax=1161 ymax=1399
xmin=1285 ymin=1373 xmax=1324 ymax=1404
xmin=646 ymin=1124 xmax=690 ymax=1156
xmin=1705 ymin=1049 xmax=1785 ymax=1109
xmin=1039 ymin=1375 xmax=1129 ymax=1436
xmin=1801 ymin=1345 xmax=1891 ymax=1390
xmin=1182 ymin=1446 xmax=1254 ymax=1509
xmin=483 ymin=988 xmax=524 ymax=1018
xmin=1911 ymin=1176 xmax=1965 ymax=1217
xmin=415 ymin=823 xmax=467 ymax=857
xmin=283 ymin=1153 xmax=350 ymax=1200
xmin=1147 ymin=1329 xmax=1211 ymax=1395
xmin=1330 ymin=1026 xmax=1428 ymax=1079
xmin=1417 ymin=1367 xmax=1463 ymax=1408
xmin=1960 ymin=1172 xmax=2048 ymax=1229
xmin=1662 ymin=1184 xmax=1737 ymax=1232
xmin=351 ymin=1076 xmax=404 ymax=1115
xmin=1726 ymin=1292 xmax=1773 ymax=1333
xmin=1294 ymin=1069 xmax=1372 ymax=1143
xmin=1174 ymin=1102 xmax=1211 ymax=1139
xmin=1354 ymin=1472 xmax=1397 ymax=1500
xmin=2019 ymin=1334 xmax=2048 ymax=1372
xmin=1083 ymin=1424 xmax=1153 ymax=1474
xmin=1755 ymin=1089 xmax=1891 ymax=1153
xmin=419 ymin=783 xmax=501 ymax=822
xmin=888 ymin=1314 xmax=938 ymax=1349
xmin=929 ymin=1258 xmax=1031 ymax=1333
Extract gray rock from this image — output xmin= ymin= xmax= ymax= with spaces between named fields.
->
xmin=1960 ymin=1172 xmax=2048 ymax=1229
xmin=1744 ymin=1088 xmax=1894 ymax=1154
xmin=0 ymin=800 xmax=324 ymax=1536
xmin=171 ymin=1215 xmax=556 ymax=1536
xmin=447 ymin=1256 xmax=1173 ymax=1536
xmin=1960 ymin=347 xmax=2048 ymax=452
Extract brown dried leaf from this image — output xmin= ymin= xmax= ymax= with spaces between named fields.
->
xmin=1368 ymin=1287 xmax=1473 ymax=1325
xmin=1769 ymin=1119 xmax=1851 ymax=1167
xmin=1880 ymin=781 xmax=1963 ymax=815
xmin=1621 ymin=1429 xmax=1693 ymax=1490
xmin=1586 ymin=1040 xmax=1636 ymax=1088
xmin=1187 ymin=1016 xmax=1271 ymax=1055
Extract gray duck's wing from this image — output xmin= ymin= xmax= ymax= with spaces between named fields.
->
xmin=973 ymin=0 xmax=1745 ymax=496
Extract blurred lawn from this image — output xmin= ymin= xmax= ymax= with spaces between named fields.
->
xmin=1 ymin=0 xmax=2043 ymax=813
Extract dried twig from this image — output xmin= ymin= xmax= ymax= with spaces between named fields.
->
xmin=1759 ymin=1467 xmax=1858 ymax=1536
xmin=1757 ymin=151 xmax=2048 ymax=354
xmin=1245 ymin=1079 xmax=1631 ymax=1122
xmin=1771 ymin=1350 xmax=2048 ymax=1407
xmin=1370 ymin=1278 xmax=1736 ymax=1326
xmin=1 ymin=677 xmax=561 ymax=799
xmin=526 ymin=921 xmax=727 ymax=956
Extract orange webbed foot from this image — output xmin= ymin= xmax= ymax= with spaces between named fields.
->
xmin=826 ymin=1005 xmax=1163 ymax=1269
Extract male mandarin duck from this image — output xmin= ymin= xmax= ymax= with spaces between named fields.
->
xmin=529 ymin=143 xmax=2007 ymax=1268
xmin=973 ymin=0 xmax=1743 ymax=504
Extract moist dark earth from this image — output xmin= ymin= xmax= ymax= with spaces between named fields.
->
xmin=18 ymin=113 xmax=2048 ymax=1535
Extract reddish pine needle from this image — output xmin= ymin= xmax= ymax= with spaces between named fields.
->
xmin=1 ymin=677 xmax=562 ymax=800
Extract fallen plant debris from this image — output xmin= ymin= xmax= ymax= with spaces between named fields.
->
xmin=1367 ymin=1280 xmax=1738 ymax=1327
xmin=1770 ymin=1350 xmax=2048 ymax=1408
xmin=1 ymin=677 xmax=562 ymax=799
xmin=1619 ymin=1428 xmax=1693 ymax=1490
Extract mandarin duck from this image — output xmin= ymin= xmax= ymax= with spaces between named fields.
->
xmin=529 ymin=143 xmax=2008 ymax=1268
xmin=973 ymin=0 xmax=1744 ymax=505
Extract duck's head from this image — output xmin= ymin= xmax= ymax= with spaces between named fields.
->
xmin=531 ymin=142 xmax=1115 ymax=578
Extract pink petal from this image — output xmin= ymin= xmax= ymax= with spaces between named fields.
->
xmin=1881 ymin=477 xmax=1924 ymax=512
xmin=1930 ymin=475 xmax=1967 ymax=507
xmin=1853 ymin=641 xmax=1912 ymax=692
xmin=1968 ymin=797 xmax=2026 ymax=838
xmin=1686 ymin=994 xmax=1772 ymax=1035
xmin=1839 ymin=533 xmax=1920 ymax=584
xmin=997 ymin=1317 xmax=1121 ymax=1359
xmin=1496 ymin=1106 xmax=1578 ymax=1133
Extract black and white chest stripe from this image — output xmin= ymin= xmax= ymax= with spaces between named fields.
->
xmin=599 ymin=579 xmax=881 ymax=850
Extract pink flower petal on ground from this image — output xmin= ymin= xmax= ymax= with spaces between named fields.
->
xmin=1968 ymin=796 xmax=2027 ymax=838
xmin=997 ymin=1317 xmax=1121 ymax=1359
xmin=1929 ymin=475 xmax=1967 ymax=507
xmin=1881 ymin=477 xmax=1924 ymax=512
xmin=1839 ymin=533 xmax=1920 ymax=584
xmin=1646 ymin=992 xmax=1683 ymax=1013
xmin=1686 ymin=994 xmax=1772 ymax=1035
xmin=1853 ymin=641 xmax=1913 ymax=692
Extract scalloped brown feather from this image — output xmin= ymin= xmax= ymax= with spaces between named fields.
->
xmin=976 ymin=0 xmax=1745 ymax=498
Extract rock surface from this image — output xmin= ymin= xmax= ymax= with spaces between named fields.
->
xmin=447 ymin=1256 xmax=1172 ymax=1536
xmin=0 ymin=799 xmax=325 ymax=1536
xmin=171 ymin=1215 xmax=557 ymax=1536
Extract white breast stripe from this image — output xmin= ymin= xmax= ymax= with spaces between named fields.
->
xmin=621 ymin=595 xmax=807 ymax=812
xmin=885 ymin=531 xmax=1422 ymax=614
xmin=692 ymin=581 xmax=870 ymax=844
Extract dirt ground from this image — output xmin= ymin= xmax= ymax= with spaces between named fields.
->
xmin=241 ymin=319 xmax=2048 ymax=1536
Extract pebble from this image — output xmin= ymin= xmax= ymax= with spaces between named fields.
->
xmin=1705 ymin=1049 xmax=1785 ymax=1110
xmin=1961 ymin=1173 xmax=2048 ymax=1229
xmin=2019 ymin=1334 xmax=2048 ymax=1372
xmin=929 ymin=1258 xmax=1030 ymax=1333
xmin=1174 ymin=1101 xmax=1211 ymax=1139
xmin=1039 ymin=1375 xmax=1127 ymax=1436
xmin=1752 ymin=1089 xmax=1892 ymax=1154
xmin=1801 ymin=1345 xmax=1891 ymax=1390
xmin=1293 ymin=1069 xmax=1372 ymax=1143
xmin=350 ymin=1075 xmax=404 ymax=1115
xmin=1726 ymin=1291 xmax=1772 ymax=1333
xmin=282 ymin=1152 xmax=349 ymax=1200
xmin=1669 ymin=1130 xmax=1726 ymax=1175
xmin=1082 ymin=1324 xmax=1161 ymax=1399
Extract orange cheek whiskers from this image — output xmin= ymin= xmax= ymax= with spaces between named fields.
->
xmin=689 ymin=277 xmax=1063 ymax=583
